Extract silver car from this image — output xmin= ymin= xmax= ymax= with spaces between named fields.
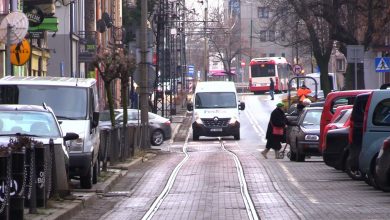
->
xmin=99 ymin=109 xmax=172 ymax=146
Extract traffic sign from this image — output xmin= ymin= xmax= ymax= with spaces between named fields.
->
xmin=293 ymin=64 xmax=303 ymax=75
xmin=10 ymin=39 xmax=31 ymax=66
xmin=375 ymin=57 xmax=390 ymax=72
xmin=188 ymin=65 xmax=194 ymax=77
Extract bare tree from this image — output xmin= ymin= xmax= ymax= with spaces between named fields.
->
xmin=207 ymin=8 xmax=241 ymax=81
xmin=264 ymin=0 xmax=333 ymax=96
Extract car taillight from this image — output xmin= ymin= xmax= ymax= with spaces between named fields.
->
xmin=249 ymin=78 xmax=252 ymax=86
xmin=275 ymin=77 xmax=279 ymax=90
xmin=362 ymin=93 xmax=373 ymax=133
xmin=164 ymin=121 xmax=171 ymax=125
xmin=383 ymin=139 xmax=390 ymax=151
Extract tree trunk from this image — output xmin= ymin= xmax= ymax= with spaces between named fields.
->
xmin=317 ymin=59 xmax=331 ymax=97
xmin=105 ymin=81 xmax=115 ymax=127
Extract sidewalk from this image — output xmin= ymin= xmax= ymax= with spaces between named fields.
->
xmin=25 ymin=106 xmax=190 ymax=220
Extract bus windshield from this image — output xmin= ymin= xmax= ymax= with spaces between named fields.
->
xmin=251 ymin=64 xmax=276 ymax=77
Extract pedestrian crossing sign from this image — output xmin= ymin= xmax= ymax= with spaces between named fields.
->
xmin=375 ymin=57 xmax=390 ymax=72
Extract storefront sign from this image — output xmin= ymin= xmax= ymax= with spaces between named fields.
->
xmin=24 ymin=6 xmax=44 ymax=27
xmin=28 ymin=31 xmax=44 ymax=39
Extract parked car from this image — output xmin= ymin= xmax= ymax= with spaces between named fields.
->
xmin=0 ymin=104 xmax=79 ymax=190
xmin=0 ymin=77 xmax=101 ymax=189
xmin=99 ymin=109 xmax=172 ymax=146
xmin=320 ymin=106 xmax=352 ymax=153
xmin=359 ymin=89 xmax=390 ymax=188
xmin=319 ymin=90 xmax=371 ymax=154
xmin=288 ymin=107 xmax=323 ymax=162
xmin=375 ymin=136 xmax=390 ymax=192
xmin=345 ymin=93 xmax=371 ymax=180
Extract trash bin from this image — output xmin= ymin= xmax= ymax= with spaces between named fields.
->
xmin=10 ymin=149 xmax=25 ymax=220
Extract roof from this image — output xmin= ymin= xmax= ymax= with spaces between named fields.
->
xmin=0 ymin=104 xmax=52 ymax=112
xmin=250 ymin=57 xmax=288 ymax=64
xmin=195 ymin=81 xmax=237 ymax=93
xmin=0 ymin=76 xmax=96 ymax=88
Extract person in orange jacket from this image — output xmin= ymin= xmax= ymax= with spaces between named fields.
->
xmin=297 ymin=84 xmax=312 ymax=103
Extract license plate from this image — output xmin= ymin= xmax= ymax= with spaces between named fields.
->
xmin=210 ymin=128 xmax=222 ymax=132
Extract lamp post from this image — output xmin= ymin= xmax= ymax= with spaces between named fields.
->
xmin=203 ymin=0 xmax=208 ymax=81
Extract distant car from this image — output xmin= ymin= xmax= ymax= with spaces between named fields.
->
xmin=375 ymin=136 xmax=390 ymax=192
xmin=99 ymin=109 xmax=172 ymax=146
xmin=288 ymin=107 xmax=323 ymax=162
xmin=0 ymin=104 xmax=79 ymax=176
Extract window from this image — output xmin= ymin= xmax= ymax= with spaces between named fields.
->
xmin=258 ymin=7 xmax=269 ymax=18
xmin=280 ymin=31 xmax=286 ymax=41
xmin=269 ymin=30 xmax=275 ymax=41
xmin=336 ymin=59 xmax=345 ymax=71
xmin=269 ymin=53 xmax=275 ymax=57
xmin=281 ymin=53 xmax=286 ymax=57
xmin=260 ymin=30 xmax=266 ymax=42
xmin=373 ymin=98 xmax=390 ymax=125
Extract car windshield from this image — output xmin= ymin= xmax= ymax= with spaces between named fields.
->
xmin=100 ymin=110 xmax=122 ymax=122
xmin=302 ymin=110 xmax=322 ymax=125
xmin=334 ymin=109 xmax=352 ymax=124
xmin=0 ymin=85 xmax=87 ymax=120
xmin=0 ymin=111 xmax=60 ymax=137
xmin=195 ymin=92 xmax=237 ymax=108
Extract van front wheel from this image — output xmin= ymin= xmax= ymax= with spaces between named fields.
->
xmin=234 ymin=132 xmax=240 ymax=140
xmin=80 ymin=160 xmax=93 ymax=189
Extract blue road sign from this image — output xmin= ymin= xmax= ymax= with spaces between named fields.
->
xmin=188 ymin=65 xmax=194 ymax=77
xmin=375 ymin=57 xmax=390 ymax=73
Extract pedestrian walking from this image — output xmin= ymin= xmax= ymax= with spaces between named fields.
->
xmin=269 ymin=78 xmax=275 ymax=100
xmin=297 ymin=84 xmax=312 ymax=103
xmin=262 ymin=102 xmax=287 ymax=159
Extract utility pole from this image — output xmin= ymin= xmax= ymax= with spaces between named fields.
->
xmin=203 ymin=0 xmax=208 ymax=81
xmin=140 ymin=0 xmax=150 ymax=148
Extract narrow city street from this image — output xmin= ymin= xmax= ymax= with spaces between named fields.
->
xmin=69 ymin=94 xmax=390 ymax=220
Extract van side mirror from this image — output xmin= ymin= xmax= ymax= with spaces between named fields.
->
xmin=92 ymin=112 xmax=99 ymax=128
xmin=64 ymin=132 xmax=79 ymax=141
xmin=239 ymin=102 xmax=245 ymax=110
xmin=187 ymin=103 xmax=193 ymax=111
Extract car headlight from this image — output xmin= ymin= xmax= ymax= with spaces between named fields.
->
xmin=305 ymin=134 xmax=319 ymax=141
xmin=69 ymin=137 xmax=83 ymax=151
xmin=229 ymin=117 xmax=237 ymax=124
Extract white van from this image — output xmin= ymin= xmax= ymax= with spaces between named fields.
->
xmin=187 ymin=81 xmax=245 ymax=140
xmin=0 ymin=76 xmax=100 ymax=189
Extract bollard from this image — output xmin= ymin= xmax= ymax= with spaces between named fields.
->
xmin=0 ymin=149 xmax=11 ymax=220
xmin=9 ymin=148 xmax=25 ymax=220
xmin=34 ymin=144 xmax=46 ymax=208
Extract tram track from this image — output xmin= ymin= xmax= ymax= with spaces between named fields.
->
xmin=142 ymin=129 xmax=259 ymax=220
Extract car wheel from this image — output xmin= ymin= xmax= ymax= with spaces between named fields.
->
xmin=234 ymin=132 xmax=240 ymax=140
xmin=92 ymin=160 xmax=99 ymax=184
xmin=193 ymin=129 xmax=199 ymax=141
xmin=80 ymin=160 xmax=93 ymax=189
xmin=345 ymin=160 xmax=364 ymax=180
xmin=366 ymin=160 xmax=379 ymax=189
xmin=151 ymin=130 xmax=164 ymax=146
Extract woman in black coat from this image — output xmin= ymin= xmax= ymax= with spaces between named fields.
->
xmin=261 ymin=103 xmax=287 ymax=159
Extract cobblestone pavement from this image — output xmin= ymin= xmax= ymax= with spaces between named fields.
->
xmin=67 ymin=106 xmax=390 ymax=220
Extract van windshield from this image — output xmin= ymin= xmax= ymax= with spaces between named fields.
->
xmin=0 ymin=85 xmax=87 ymax=120
xmin=195 ymin=92 xmax=237 ymax=108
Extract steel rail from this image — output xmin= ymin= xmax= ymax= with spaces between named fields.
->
xmin=141 ymin=128 xmax=191 ymax=220
xmin=220 ymin=139 xmax=259 ymax=220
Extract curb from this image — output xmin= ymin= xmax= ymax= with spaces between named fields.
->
xmin=26 ymin=109 xmax=187 ymax=219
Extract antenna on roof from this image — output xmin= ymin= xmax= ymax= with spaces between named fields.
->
xmin=42 ymin=102 xmax=47 ymax=110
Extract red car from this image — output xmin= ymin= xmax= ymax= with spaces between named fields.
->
xmin=319 ymin=90 xmax=372 ymax=153
xmin=320 ymin=105 xmax=353 ymax=153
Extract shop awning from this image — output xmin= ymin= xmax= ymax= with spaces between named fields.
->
xmin=28 ymin=17 xmax=58 ymax=32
